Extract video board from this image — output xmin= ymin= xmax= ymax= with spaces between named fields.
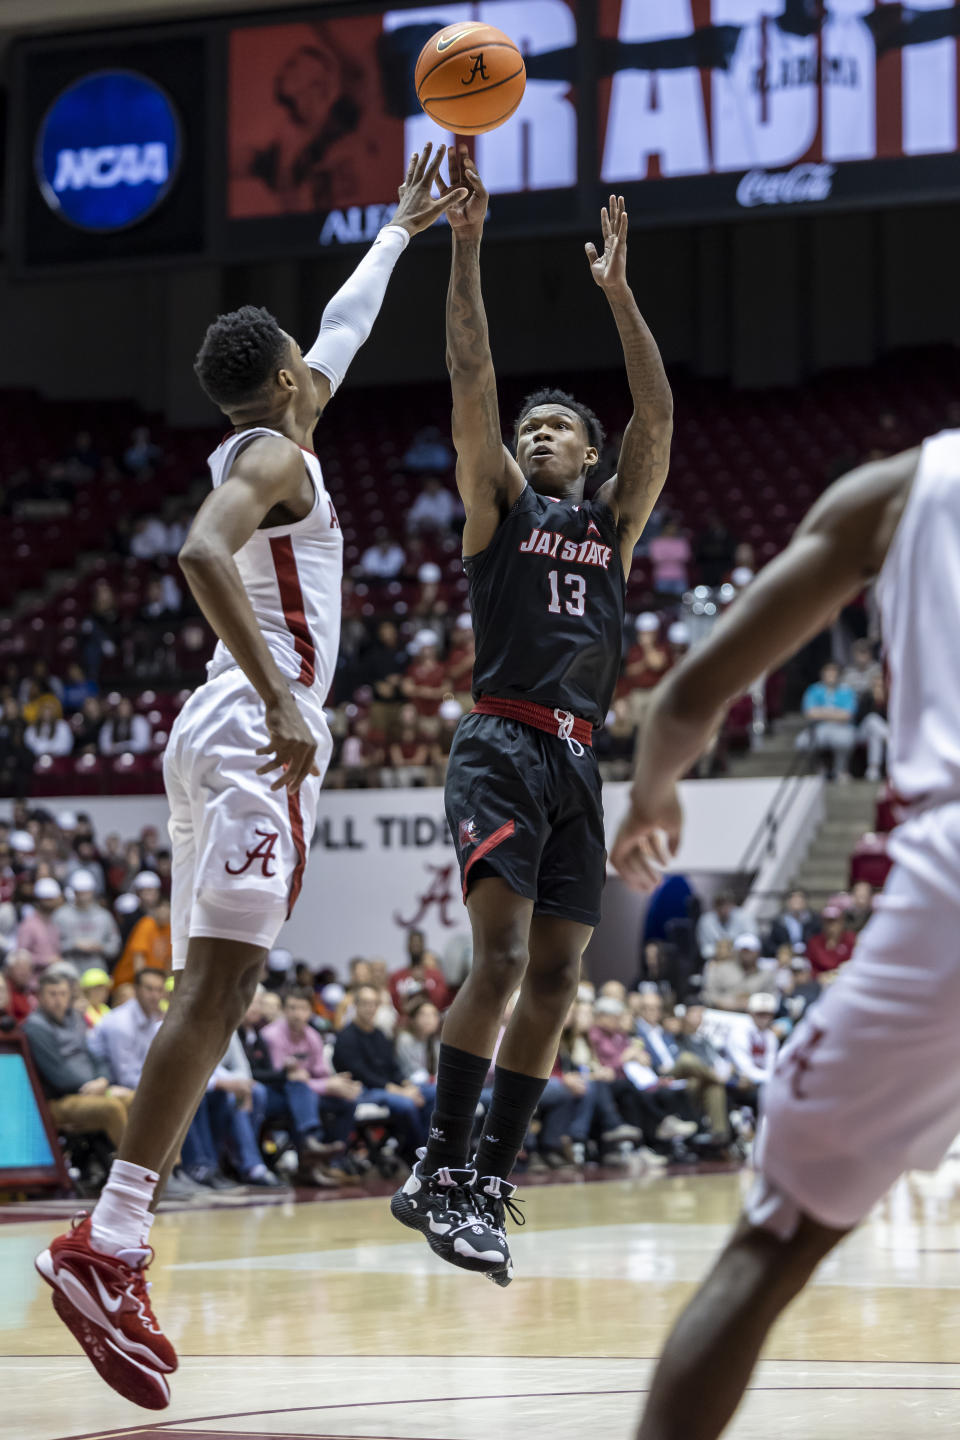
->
xmin=222 ymin=1 xmax=581 ymax=254
xmin=595 ymin=0 xmax=960 ymax=221
xmin=11 ymin=0 xmax=960 ymax=269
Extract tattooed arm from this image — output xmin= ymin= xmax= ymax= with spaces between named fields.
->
xmin=589 ymin=197 xmax=674 ymax=577
xmin=438 ymin=146 xmax=526 ymax=556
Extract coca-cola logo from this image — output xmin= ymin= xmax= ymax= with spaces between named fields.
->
xmin=736 ymin=163 xmax=837 ymax=209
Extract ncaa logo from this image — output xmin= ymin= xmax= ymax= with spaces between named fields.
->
xmin=35 ymin=70 xmax=182 ymax=232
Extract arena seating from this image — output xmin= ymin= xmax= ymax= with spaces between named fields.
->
xmin=4 ymin=344 xmax=959 ymax=796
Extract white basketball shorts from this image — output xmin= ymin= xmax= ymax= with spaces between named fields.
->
xmin=748 ymin=801 xmax=960 ymax=1236
xmin=163 ymin=667 xmax=332 ymax=968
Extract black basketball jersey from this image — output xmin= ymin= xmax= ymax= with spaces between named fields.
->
xmin=465 ymin=485 xmax=626 ymax=727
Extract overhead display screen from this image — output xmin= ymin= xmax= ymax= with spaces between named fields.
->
xmin=223 ymin=0 xmax=581 ymax=253
xmin=14 ymin=33 xmax=207 ymax=269
xmin=12 ymin=1 xmax=960 ymax=268
xmin=595 ymin=0 xmax=960 ymax=220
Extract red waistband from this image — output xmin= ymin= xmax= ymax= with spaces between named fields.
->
xmin=472 ymin=697 xmax=593 ymax=747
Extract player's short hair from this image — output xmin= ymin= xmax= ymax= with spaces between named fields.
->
xmin=194 ymin=305 xmax=290 ymax=411
xmin=513 ymin=388 xmax=605 ymax=465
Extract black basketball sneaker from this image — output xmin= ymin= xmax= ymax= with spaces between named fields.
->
xmin=473 ymin=1173 xmax=525 ymax=1288
xmin=391 ymin=1153 xmax=508 ymax=1275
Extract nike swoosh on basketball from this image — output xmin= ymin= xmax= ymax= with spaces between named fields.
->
xmin=437 ymin=28 xmax=474 ymax=51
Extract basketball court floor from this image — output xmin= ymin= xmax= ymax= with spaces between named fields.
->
xmin=4 ymin=1159 xmax=960 ymax=1440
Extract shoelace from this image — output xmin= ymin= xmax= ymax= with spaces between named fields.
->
xmin=430 ymin=1179 xmax=480 ymax=1225
xmin=554 ymin=709 xmax=585 ymax=757
xmin=480 ymin=1191 xmax=526 ymax=1232
xmin=71 ymin=1214 xmax=160 ymax=1322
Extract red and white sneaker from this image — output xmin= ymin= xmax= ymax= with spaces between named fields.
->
xmin=35 ymin=1215 xmax=177 ymax=1410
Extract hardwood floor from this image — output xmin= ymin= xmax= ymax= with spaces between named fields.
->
xmin=5 ymin=1158 xmax=960 ymax=1439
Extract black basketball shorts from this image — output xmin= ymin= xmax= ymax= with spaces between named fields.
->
xmin=444 ymin=712 xmax=607 ymax=929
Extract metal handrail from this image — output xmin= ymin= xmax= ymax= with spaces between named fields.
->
xmin=734 ymin=724 xmax=818 ymax=889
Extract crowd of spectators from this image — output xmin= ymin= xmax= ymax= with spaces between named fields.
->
xmin=2 ymin=409 xmax=804 ymax=802
xmin=797 ymin=646 xmax=889 ymax=782
xmin=9 ymin=359 xmax=956 ymax=806
xmin=0 ymin=799 xmax=881 ymax=1195
xmin=3 ymin=660 xmax=161 ymax=771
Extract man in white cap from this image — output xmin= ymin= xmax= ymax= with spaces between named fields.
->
xmin=65 ymin=835 xmax=108 ymax=896
xmin=727 ymin=992 xmax=779 ymax=1101
xmin=621 ymin=613 xmax=669 ymax=703
xmin=447 ymin=615 xmax=476 ymax=696
xmin=132 ymin=870 xmax=162 ymax=908
xmin=702 ymin=934 xmax=774 ymax=1012
xmin=118 ymin=871 xmax=162 ymax=944
xmin=54 ymin=871 xmax=121 ymax=972
xmin=16 ymin=877 xmax=62 ymax=970
xmin=401 ymin=632 xmax=447 ymax=715
xmin=667 ymin=620 xmax=691 ymax=662
xmin=417 ymin=560 xmax=443 ymax=587
xmin=113 ymin=892 xmax=142 ymax=945
xmin=10 ymin=830 xmax=35 ymax=868
xmin=436 ymin=697 xmax=464 ymax=768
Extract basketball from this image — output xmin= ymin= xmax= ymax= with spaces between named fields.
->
xmin=415 ymin=22 xmax=526 ymax=135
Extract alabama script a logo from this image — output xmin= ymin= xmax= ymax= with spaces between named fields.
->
xmin=225 ymin=828 xmax=280 ymax=878
xmin=394 ymin=863 xmax=458 ymax=929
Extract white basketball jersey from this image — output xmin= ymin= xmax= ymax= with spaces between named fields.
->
xmin=878 ymin=431 xmax=960 ymax=807
xmin=204 ymin=427 xmax=343 ymax=704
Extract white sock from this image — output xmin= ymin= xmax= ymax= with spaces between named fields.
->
xmin=90 ymin=1159 xmax=159 ymax=1256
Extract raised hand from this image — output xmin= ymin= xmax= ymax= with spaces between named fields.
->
xmin=585 ymin=194 xmax=629 ymax=292
xmin=392 ymin=141 xmax=468 ymax=237
xmin=435 ymin=144 xmax=489 ymax=240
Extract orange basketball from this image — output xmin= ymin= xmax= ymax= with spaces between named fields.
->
xmin=415 ymin=22 xmax=526 ymax=135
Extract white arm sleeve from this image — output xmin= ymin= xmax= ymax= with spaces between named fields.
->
xmin=304 ymin=224 xmax=410 ymax=397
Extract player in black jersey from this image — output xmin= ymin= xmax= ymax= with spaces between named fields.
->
xmin=391 ymin=148 xmax=673 ymax=1280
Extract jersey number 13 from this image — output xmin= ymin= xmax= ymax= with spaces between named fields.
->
xmin=547 ymin=569 xmax=586 ymax=617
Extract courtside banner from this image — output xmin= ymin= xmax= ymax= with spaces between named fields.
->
xmin=279 ymin=778 xmax=788 ymax=966
xmin=38 ymin=780 xmax=789 ymax=968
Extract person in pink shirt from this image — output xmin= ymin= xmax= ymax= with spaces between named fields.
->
xmin=588 ymin=996 xmax=647 ymax=1075
xmin=16 ymin=877 xmax=63 ymax=970
xmin=649 ymin=519 xmax=692 ymax=597
xmin=261 ymin=987 xmax=362 ymax=1147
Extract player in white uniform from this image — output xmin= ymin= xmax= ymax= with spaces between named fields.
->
xmin=611 ymin=432 xmax=960 ymax=1440
xmin=34 ymin=144 xmax=465 ymax=1412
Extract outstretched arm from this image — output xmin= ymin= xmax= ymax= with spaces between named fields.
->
xmin=305 ymin=144 xmax=465 ymax=415
xmin=610 ymin=447 xmax=919 ymax=889
xmin=438 ymin=146 xmax=525 ymax=556
xmin=589 ymin=197 xmax=673 ymax=575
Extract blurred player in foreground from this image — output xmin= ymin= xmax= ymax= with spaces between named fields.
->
xmin=611 ymin=435 xmax=960 ymax=1439
xmin=33 ymin=144 xmax=465 ymax=1412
